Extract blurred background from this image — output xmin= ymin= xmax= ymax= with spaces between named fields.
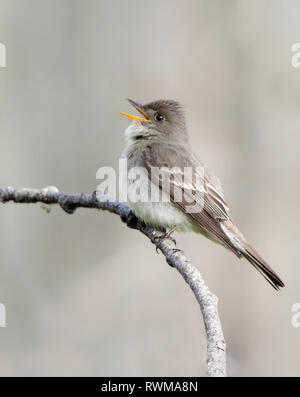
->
xmin=0 ymin=0 xmax=299 ymax=376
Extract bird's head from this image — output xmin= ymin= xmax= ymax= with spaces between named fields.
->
xmin=121 ymin=99 xmax=188 ymax=143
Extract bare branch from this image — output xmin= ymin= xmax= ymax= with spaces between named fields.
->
xmin=0 ymin=186 xmax=226 ymax=376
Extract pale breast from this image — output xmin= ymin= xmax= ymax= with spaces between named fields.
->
xmin=121 ymin=144 xmax=192 ymax=231
xmin=128 ymin=182 xmax=192 ymax=231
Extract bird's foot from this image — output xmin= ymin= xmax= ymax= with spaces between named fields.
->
xmin=152 ymin=226 xmax=177 ymax=253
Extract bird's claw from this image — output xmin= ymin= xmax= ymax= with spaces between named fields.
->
xmin=152 ymin=226 xmax=177 ymax=253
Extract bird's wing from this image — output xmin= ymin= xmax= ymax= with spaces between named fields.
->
xmin=190 ymin=152 xmax=229 ymax=218
xmin=141 ymin=144 xmax=241 ymax=255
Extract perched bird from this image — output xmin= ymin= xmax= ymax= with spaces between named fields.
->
xmin=120 ymin=98 xmax=284 ymax=290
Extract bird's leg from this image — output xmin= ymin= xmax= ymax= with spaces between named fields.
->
xmin=152 ymin=226 xmax=177 ymax=253
xmin=163 ymin=225 xmax=177 ymax=242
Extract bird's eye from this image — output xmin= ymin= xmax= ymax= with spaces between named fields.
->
xmin=155 ymin=113 xmax=164 ymax=121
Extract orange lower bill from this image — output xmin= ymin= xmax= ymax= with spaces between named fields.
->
xmin=120 ymin=112 xmax=151 ymax=122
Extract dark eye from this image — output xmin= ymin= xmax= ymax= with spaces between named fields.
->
xmin=155 ymin=113 xmax=164 ymax=121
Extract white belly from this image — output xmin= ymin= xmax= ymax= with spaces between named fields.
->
xmin=127 ymin=173 xmax=193 ymax=232
xmin=130 ymin=200 xmax=193 ymax=231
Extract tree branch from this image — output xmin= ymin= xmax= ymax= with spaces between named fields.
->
xmin=0 ymin=186 xmax=226 ymax=377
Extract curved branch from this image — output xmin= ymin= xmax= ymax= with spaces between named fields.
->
xmin=0 ymin=186 xmax=226 ymax=376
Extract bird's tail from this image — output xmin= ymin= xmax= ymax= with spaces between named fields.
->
xmin=242 ymin=244 xmax=285 ymax=290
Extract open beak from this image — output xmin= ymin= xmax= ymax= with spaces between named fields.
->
xmin=120 ymin=98 xmax=151 ymax=122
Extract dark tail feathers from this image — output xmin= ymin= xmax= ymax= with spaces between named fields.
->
xmin=243 ymin=245 xmax=285 ymax=290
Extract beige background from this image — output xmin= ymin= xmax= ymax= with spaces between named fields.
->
xmin=0 ymin=0 xmax=299 ymax=376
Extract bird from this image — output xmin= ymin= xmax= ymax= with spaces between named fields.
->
xmin=120 ymin=98 xmax=284 ymax=290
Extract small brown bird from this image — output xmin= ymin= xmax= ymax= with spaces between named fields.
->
xmin=121 ymin=98 xmax=284 ymax=290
